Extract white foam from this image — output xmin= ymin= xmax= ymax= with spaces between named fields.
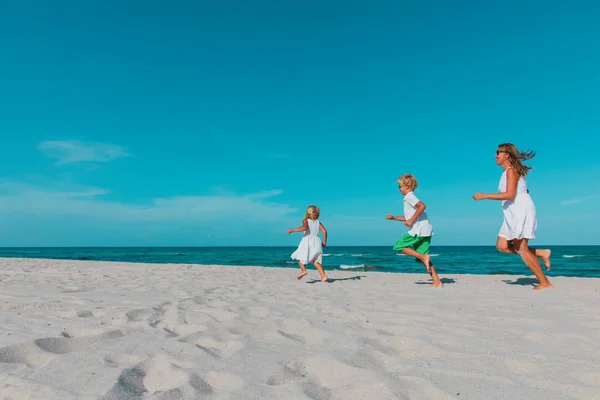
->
xmin=351 ymin=254 xmax=368 ymax=257
xmin=339 ymin=264 xmax=365 ymax=270
xmin=563 ymin=255 xmax=584 ymax=258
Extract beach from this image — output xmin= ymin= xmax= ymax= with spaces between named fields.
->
xmin=0 ymin=258 xmax=598 ymax=400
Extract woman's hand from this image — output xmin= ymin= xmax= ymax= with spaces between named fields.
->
xmin=286 ymin=229 xmax=293 ymax=234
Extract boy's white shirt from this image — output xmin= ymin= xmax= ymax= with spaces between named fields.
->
xmin=403 ymin=191 xmax=433 ymax=237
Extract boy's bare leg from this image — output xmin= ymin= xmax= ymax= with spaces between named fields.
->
xmin=313 ymin=262 xmax=329 ymax=282
xmin=401 ymin=248 xmax=432 ymax=273
xmin=428 ymin=263 xmax=443 ymax=287
xmin=496 ymin=237 xmax=551 ymax=271
xmin=296 ymin=261 xmax=308 ymax=280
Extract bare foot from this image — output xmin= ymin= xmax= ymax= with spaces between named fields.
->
xmin=429 ymin=282 xmax=443 ymax=288
xmin=422 ymin=255 xmax=432 ymax=273
xmin=533 ymin=282 xmax=553 ymax=290
xmin=297 ymin=271 xmax=308 ymax=280
xmin=539 ymin=249 xmax=551 ymax=271
xmin=321 ymin=276 xmax=329 ymax=283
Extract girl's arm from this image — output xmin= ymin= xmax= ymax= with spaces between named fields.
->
xmin=286 ymin=219 xmax=308 ymax=234
xmin=473 ymin=168 xmax=518 ymax=201
xmin=319 ymin=222 xmax=328 ymax=247
xmin=405 ymin=202 xmax=426 ymax=226
xmin=385 ymin=214 xmax=406 ymax=222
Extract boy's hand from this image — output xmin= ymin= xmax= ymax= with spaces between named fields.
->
xmin=385 ymin=214 xmax=394 ymax=220
xmin=286 ymin=229 xmax=293 ymax=234
xmin=473 ymin=193 xmax=487 ymax=201
xmin=404 ymin=219 xmax=413 ymax=227
xmin=322 ymin=242 xmax=327 ymax=248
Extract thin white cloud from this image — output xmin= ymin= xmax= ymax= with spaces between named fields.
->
xmin=560 ymin=194 xmax=600 ymax=206
xmin=38 ymin=140 xmax=130 ymax=164
xmin=0 ymin=182 xmax=295 ymax=223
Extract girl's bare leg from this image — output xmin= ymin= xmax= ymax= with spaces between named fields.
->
xmin=296 ymin=261 xmax=308 ymax=280
xmin=313 ymin=262 xmax=329 ymax=282
xmin=496 ymin=237 xmax=551 ymax=270
xmin=512 ymin=239 xmax=553 ymax=290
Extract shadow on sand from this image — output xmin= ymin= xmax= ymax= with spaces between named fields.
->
xmin=306 ymin=275 xmax=365 ymax=284
xmin=502 ymin=277 xmax=538 ymax=286
xmin=414 ymin=277 xmax=456 ymax=285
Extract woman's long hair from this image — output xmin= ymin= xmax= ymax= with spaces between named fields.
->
xmin=498 ymin=143 xmax=535 ymax=177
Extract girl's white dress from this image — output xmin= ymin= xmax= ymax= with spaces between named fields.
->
xmin=498 ymin=167 xmax=537 ymax=240
xmin=291 ymin=219 xmax=323 ymax=264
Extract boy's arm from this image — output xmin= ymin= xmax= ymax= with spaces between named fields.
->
xmin=385 ymin=214 xmax=406 ymax=221
xmin=319 ymin=222 xmax=328 ymax=247
xmin=405 ymin=202 xmax=426 ymax=226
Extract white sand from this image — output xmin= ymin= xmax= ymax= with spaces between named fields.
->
xmin=0 ymin=258 xmax=599 ymax=400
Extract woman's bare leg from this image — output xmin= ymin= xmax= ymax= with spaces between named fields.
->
xmin=496 ymin=237 xmax=551 ymax=271
xmin=512 ymin=239 xmax=553 ymax=290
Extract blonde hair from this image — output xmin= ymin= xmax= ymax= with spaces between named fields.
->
xmin=398 ymin=174 xmax=418 ymax=190
xmin=303 ymin=205 xmax=320 ymax=220
xmin=498 ymin=143 xmax=535 ymax=177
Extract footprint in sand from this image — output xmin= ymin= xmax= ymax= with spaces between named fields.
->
xmin=195 ymin=338 xmax=244 ymax=359
xmin=102 ymin=353 xmax=191 ymax=399
xmin=203 ymin=371 xmax=245 ymax=391
xmin=102 ymin=354 xmax=143 ymax=368
xmin=0 ymin=330 xmax=124 ymax=367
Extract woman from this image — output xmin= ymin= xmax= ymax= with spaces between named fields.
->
xmin=473 ymin=143 xmax=552 ymax=290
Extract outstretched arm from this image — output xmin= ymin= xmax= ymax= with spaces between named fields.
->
xmin=404 ymin=201 xmax=426 ymax=226
xmin=385 ymin=214 xmax=406 ymax=222
xmin=287 ymin=219 xmax=308 ymax=234
xmin=319 ymin=222 xmax=328 ymax=247
xmin=473 ymin=168 xmax=518 ymax=201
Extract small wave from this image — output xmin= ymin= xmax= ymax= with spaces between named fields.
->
xmin=340 ymin=264 xmax=365 ymax=270
xmin=563 ymin=255 xmax=584 ymax=258
xmin=286 ymin=261 xmax=295 ymax=264
xmin=397 ymin=253 xmax=440 ymax=257
xmin=323 ymin=254 xmax=331 ymax=257
xmin=334 ymin=254 xmax=344 ymax=256
xmin=351 ymin=254 xmax=368 ymax=257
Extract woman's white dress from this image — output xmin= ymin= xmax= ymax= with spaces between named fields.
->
xmin=291 ymin=219 xmax=323 ymax=264
xmin=498 ymin=167 xmax=537 ymax=240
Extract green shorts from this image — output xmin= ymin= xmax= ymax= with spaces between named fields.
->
xmin=393 ymin=233 xmax=431 ymax=257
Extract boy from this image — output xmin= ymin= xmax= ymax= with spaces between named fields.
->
xmin=385 ymin=174 xmax=443 ymax=287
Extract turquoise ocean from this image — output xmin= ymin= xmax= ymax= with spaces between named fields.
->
xmin=0 ymin=246 xmax=598 ymax=278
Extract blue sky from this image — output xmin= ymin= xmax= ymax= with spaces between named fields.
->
xmin=1 ymin=0 xmax=599 ymax=246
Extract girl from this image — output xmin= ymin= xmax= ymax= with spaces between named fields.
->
xmin=287 ymin=205 xmax=329 ymax=282
xmin=473 ymin=143 xmax=552 ymax=290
